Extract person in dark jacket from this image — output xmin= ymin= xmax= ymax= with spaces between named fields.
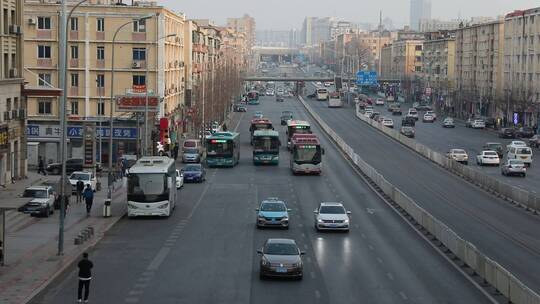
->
xmin=76 ymin=179 xmax=85 ymax=203
xmin=77 ymin=252 xmax=93 ymax=303
xmin=38 ymin=156 xmax=47 ymax=175
xmin=82 ymin=185 xmax=94 ymax=216
xmin=173 ymin=143 xmax=179 ymax=160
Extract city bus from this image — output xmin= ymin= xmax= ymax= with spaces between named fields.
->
xmin=249 ymin=118 xmax=273 ymax=145
xmin=127 ymin=156 xmax=177 ymax=218
xmin=328 ymin=92 xmax=343 ymax=108
xmin=248 ymin=91 xmax=260 ymax=105
xmin=205 ymin=131 xmax=240 ymax=167
xmin=290 ymin=134 xmax=324 ymax=175
xmin=252 ymin=129 xmax=280 ymax=165
xmin=316 ymin=88 xmax=329 ymax=101
xmin=286 ymin=120 xmax=311 ymax=149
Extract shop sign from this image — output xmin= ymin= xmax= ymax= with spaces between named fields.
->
xmin=27 ymin=125 xmax=138 ymax=139
xmin=0 ymin=125 xmax=8 ymax=150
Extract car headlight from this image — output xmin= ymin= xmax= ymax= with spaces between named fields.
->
xmin=261 ymin=257 xmax=270 ymax=266
xmin=282 ymin=217 xmax=289 ymax=221
xmin=317 ymin=218 xmax=324 ymax=223
xmin=292 ymin=262 xmax=302 ymax=268
xmin=344 ymin=219 xmax=350 ymax=224
xmin=158 ymin=203 xmax=169 ymax=209
xmin=41 ymin=202 xmax=49 ymax=207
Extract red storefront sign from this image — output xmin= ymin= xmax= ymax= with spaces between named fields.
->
xmin=132 ymin=85 xmax=147 ymax=93
xmin=115 ymin=95 xmax=159 ymax=112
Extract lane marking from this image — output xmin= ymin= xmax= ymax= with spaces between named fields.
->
xmin=147 ymin=247 xmax=171 ymax=271
xmin=315 ymin=290 xmax=321 ymax=299
xmin=137 ymin=277 xmax=151 ymax=283
xmin=306 ymin=257 xmax=312 ymax=263
xmin=376 ymin=257 xmax=383 ymax=264
xmin=129 ymin=290 xmax=143 ymax=296
xmin=134 ymin=283 xmax=147 ymax=289
xmin=361 ymin=233 xmax=366 ymax=239
xmin=187 ymin=182 xmax=212 ymax=219
xmin=310 ymin=271 xmax=316 ymax=279
xmin=301 ymin=233 xmax=306 ymax=238
xmin=125 ymin=297 xmax=139 ymax=303
xmin=368 ymin=245 xmax=374 ymax=251
xmin=386 ymin=272 xmax=394 ymax=281
xmin=233 ymin=112 xmax=244 ymax=132
xmin=399 ymin=291 xmax=408 ymax=300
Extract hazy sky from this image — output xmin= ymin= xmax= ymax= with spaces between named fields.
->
xmin=159 ymin=0 xmax=540 ymax=30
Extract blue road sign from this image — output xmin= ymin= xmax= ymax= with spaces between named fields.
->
xmin=356 ymin=71 xmax=378 ymax=85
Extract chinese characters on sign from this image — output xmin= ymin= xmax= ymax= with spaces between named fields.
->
xmin=83 ymin=125 xmax=95 ymax=166
xmin=356 ymin=71 xmax=378 ymax=86
xmin=0 ymin=125 xmax=8 ymax=150
xmin=115 ymin=95 xmax=159 ymax=112
xmin=27 ymin=125 xmax=138 ymax=139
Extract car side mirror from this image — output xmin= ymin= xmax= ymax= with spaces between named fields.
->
xmin=322 ymin=148 xmax=326 ymax=155
xmin=257 ymin=249 xmax=263 ymax=254
xmin=313 ymin=210 xmax=318 ymax=214
xmin=255 ymin=208 xmax=259 ymax=211
xmin=287 ymin=208 xmax=292 ymax=212
xmin=300 ymin=251 xmax=306 ymax=255
xmin=347 ymin=211 xmax=352 ymax=215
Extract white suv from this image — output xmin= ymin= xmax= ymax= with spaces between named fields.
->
xmin=471 ymin=119 xmax=486 ymax=129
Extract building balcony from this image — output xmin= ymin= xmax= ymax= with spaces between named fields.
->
xmin=193 ymin=44 xmax=208 ymax=53
xmin=69 ymin=31 xmax=78 ymax=40
xmin=132 ymin=32 xmax=146 ymax=41
xmin=37 ymin=58 xmax=52 ymax=67
xmin=36 ymin=30 xmax=51 ymax=39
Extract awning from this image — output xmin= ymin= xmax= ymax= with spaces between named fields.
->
xmin=22 ymin=85 xmax=62 ymax=97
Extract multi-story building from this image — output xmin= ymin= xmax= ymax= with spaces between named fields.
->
xmin=355 ymin=31 xmax=395 ymax=74
xmin=504 ymin=8 xmax=540 ymax=128
xmin=381 ymin=40 xmax=423 ymax=79
xmin=421 ymin=31 xmax=456 ymax=110
xmin=23 ymin=0 xmax=186 ymax=165
xmin=419 ymin=19 xmax=462 ymax=32
xmin=0 ymin=0 xmax=25 ymax=185
xmin=226 ymin=14 xmax=255 ymax=50
xmin=455 ymin=19 xmax=504 ymax=117
xmin=302 ymin=17 xmax=333 ymax=46
xmin=330 ymin=21 xmax=359 ymax=40
xmin=410 ymin=0 xmax=432 ymax=31
xmin=380 ymin=44 xmax=393 ymax=78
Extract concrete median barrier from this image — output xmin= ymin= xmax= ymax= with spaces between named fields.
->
xmin=298 ymin=95 xmax=540 ymax=304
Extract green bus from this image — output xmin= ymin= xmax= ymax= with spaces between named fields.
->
xmin=252 ymin=130 xmax=280 ymax=165
xmin=205 ymin=132 xmax=240 ymax=167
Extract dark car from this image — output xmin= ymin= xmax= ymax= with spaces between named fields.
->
xmin=392 ymin=107 xmax=402 ymax=116
xmin=280 ymin=111 xmax=293 ymax=125
xmin=258 ymin=238 xmax=305 ymax=280
xmin=46 ymin=158 xmax=83 ymax=175
xmin=400 ymin=126 xmax=415 ymax=138
xmin=234 ymin=104 xmax=247 ymax=112
xmin=484 ymin=117 xmax=496 ymax=129
xmin=401 ymin=116 xmax=416 ymax=127
xmin=529 ymin=135 xmax=540 ymax=148
xmin=517 ymin=127 xmax=535 ymax=138
xmin=276 ymin=95 xmax=284 ymax=102
xmin=307 ymin=92 xmax=316 ymax=99
xmin=181 ymin=164 xmax=206 ymax=183
xmin=498 ymin=128 xmax=516 ymax=139
xmin=415 ymin=104 xmax=432 ymax=111
xmin=483 ymin=142 xmax=504 ymax=158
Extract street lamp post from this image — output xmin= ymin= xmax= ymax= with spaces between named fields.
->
xmin=108 ymin=15 xmax=153 ymax=200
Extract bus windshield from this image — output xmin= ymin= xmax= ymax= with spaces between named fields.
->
xmin=288 ymin=126 xmax=311 ymax=138
xmin=253 ymin=136 xmax=280 ymax=153
xmin=207 ymin=140 xmax=233 ymax=157
xmin=127 ymin=173 xmax=169 ymax=203
xmin=293 ymin=145 xmax=322 ymax=164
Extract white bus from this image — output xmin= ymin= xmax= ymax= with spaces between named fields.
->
xmin=328 ymin=92 xmax=343 ymax=108
xmin=127 ymin=156 xmax=177 ymax=217
xmin=316 ymin=88 xmax=329 ymax=101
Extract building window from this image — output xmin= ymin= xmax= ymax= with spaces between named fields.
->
xmin=6 ymin=98 xmax=11 ymax=111
xmin=97 ymin=46 xmax=105 ymax=60
xmin=38 ymin=98 xmax=52 ymax=114
xmin=96 ymin=74 xmax=105 ymax=87
xmin=96 ymin=18 xmax=104 ymax=32
xmin=38 ymin=73 xmax=51 ymax=86
xmin=71 ymin=73 xmax=79 ymax=87
xmin=97 ymin=101 xmax=105 ymax=115
xmin=132 ymin=48 xmax=146 ymax=60
xmin=38 ymin=17 xmax=51 ymax=30
xmin=132 ymin=75 xmax=146 ymax=86
xmin=133 ymin=19 xmax=146 ymax=32
xmin=70 ymin=17 xmax=78 ymax=31
xmin=415 ymin=45 xmax=422 ymax=51
xmin=415 ymin=66 xmax=422 ymax=72
xmin=71 ymin=45 xmax=78 ymax=59
xmin=38 ymin=45 xmax=51 ymax=58
xmin=70 ymin=100 xmax=79 ymax=115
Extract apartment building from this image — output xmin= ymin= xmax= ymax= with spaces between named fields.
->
xmin=381 ymin=40 xmax=423 ymax=79
xmin=226 ymin=14 xmax=255 ymax=49
xmin=421 ymin=31 xmax=456 ymax=107
xmin=0 ymin=0 xmax=25 ymax=185
xmin=504 ymin=8 xmax=540 ymax=127
xmin=23 ymin=0 xmax=185 ymax=165
xmin=455 ymin=19 xmax=504 ymax=117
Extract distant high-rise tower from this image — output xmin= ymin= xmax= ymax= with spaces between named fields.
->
xmin=410 ymin=0 xmax=432 ymax=31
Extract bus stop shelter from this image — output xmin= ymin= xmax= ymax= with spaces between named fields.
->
xmin=0 ymin=198 xmax=32 ymax=266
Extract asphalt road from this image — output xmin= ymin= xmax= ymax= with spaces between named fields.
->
xmin=31 ymin=95 xmax=489 ymax=303
xmin=301 ymin=79 xmax=540 ymax=293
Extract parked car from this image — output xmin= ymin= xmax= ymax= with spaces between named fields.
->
xmin=181 ymin=164 xmax=206 ymax=183
xmin=46 ymin=158 xmax=83 ymax=175
xmin=484 ymin=117 xmax=497 ymax=129
xmin=255 ymin=198 xmax=291 ymax=229
xmin=483 ymin=142 xmax=504 ymax=158
xmin=501 ymin=159 xmax=527 ymax=177
xmin=476 ymin=150 xmax=500 ymax=166
xmin=38 ymin=180 xmax=61 ymax=209
xmin=257 ymin=238 xmax=304 ymax=280
xmin=276 ymin=95 xmax=284 ymax=102
xmin=175 ymin=169 xmax=184 ymax=189
xmin=529 ymin=135 xmax=540 ymax=148
xmin=446 ymin=149 xmax=469 ymax=165
xmin=68 ymin=171 xmax=97 ymax=194
xmin=499 ymin=128 xmax=516 ymax=139
xmin=400 ymin=126 xmax=415 ymax=138
xmin=471 ymin=119 xmax=486 ymax=129
xmin=517 ymin=127 xmax=535 ymax=138
xmin=18 ymin=186 xmax=56 ymax=217
xmin=442 ymin=117 xmax=455 ymax=128
xmin=234 ymin=104 xmax=247 ymax=112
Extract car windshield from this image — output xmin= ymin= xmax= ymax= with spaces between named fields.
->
xmin=264 ymin=243 xmax=298 ymax=255
xmin=453 ymin=149 xmax=466 ymax=154
xmin=23 ymin=189 xmax=48 ymax=198
xmin=517 ymin=148 xmax=532 ymax=155
xmin=70 ymin=173 xmax=90 ymax=181
xmin=184 ymin=148 xmax=199 ymax=154
xmin=486 ymin=144 xmax=502 ymax=149
xmin=127 ymin=173 xmax=169 ymax=203
xmin=282 ymin=111 xmax=292 ymax=116
xmin=184 ymin=141 xmax=197 ymax=147
xmin=509 ymin=160 xmax=524 ymax=165
xmin=484 ymin=151 xmax=497 ymax=156
xmin=402 ymin=127 xmax=413 ymax=132
xmin=319 ymin=205 xmax=346 ymax=214
xmin=293 ymin=145 xmax=321 ymax=164
xmin=184 ymin=165 xmax=201 ymax=172
xmin=261 ymin=202 xmax=286 ymax=212
xmin=253 ymin=136 xmax=280 ymax=152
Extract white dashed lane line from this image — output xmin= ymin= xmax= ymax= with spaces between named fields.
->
xmin=399 ymin=291 xmax=409 ymax=300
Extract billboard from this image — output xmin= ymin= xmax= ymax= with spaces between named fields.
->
xmin=115 ymin=95 xmax=159 ymax=112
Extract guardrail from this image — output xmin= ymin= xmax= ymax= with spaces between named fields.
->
xmin=298 ymin=96 xmax=540 ymax=304
xmin=352 ymin=105 xmax=540 ymax=214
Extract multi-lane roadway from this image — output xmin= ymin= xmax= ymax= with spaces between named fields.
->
xmin=32 ymin=94 xmax=490 ymax=303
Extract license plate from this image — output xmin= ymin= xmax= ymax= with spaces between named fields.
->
xmin=276 ymin=267 xmax=287 ymax=273
xmin=329 ymin=224 xmax=338 ymax=227
xmin=521 ymin=156 xmax=527 ymax=159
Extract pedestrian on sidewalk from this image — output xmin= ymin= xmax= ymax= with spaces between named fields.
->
xmin=173 ymin=143 xmax=179 ymax=160
xmin=83 ymin=185 xmax=94 ymax=217
xmin=37 ymin=156 xmax=47 ymax=175
xmin=77 ymin=252 xmax=93 ymax=303
xmin=76 ymin=178 xmax=84 ymax=203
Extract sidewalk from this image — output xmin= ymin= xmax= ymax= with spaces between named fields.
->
xmin=0 ymin=174 xmax=126 ymax=304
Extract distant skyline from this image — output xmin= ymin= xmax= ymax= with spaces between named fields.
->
xmin=159 ymin=0 xmax=540 ymax=30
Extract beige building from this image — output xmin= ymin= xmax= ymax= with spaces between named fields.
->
xmin=355 ymin=31 xmax=394 ymax=74
xmin=380 ymin=40 xmax=423 ymax=79
xmin=421 ymin=32 xmax=456 ymax=109
xmin=504 ymin=8 xmax=540 ymax=127
xmin=455 ymin=19 xmax=504 ymax=117
xmin=23 ymin=0 xmax=186 ymax=164
xmin=226 ymin=14 xmax=255 ymax=50
xmin=0 ymin=0 xmax=25 ymax=185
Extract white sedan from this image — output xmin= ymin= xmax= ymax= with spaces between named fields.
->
xmin=175 ymin=169 xmax=184 ymax=189
xmin=382 ymin=118 xmax=394 ymax=128
xmin=375 ymin=98 xmax=385 ymax=106
xmin=422 ymin=114 xmax=435 ymax=123
xmin=476 ymin=151 xmax=500 ymax=166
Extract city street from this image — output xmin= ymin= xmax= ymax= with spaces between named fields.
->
xmin=300 ymin=80 xmax=540 ymax=292
xmin=31 ymin=95 xmax=489 ymax=304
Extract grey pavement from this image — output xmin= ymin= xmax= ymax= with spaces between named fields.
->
xmin=0 ymin=173 xmax=125 ymax=304
xmin=31 ymin=94 xmax=489 ymax=303
xmin=301 ymin=79 xmax=540 ymax=293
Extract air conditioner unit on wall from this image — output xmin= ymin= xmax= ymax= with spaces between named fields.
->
xmin=28 ymin=18 xmax=36 ymax=25
xmin=132 ymin=61 xmax=142 ymax=69
xmin=9 ymin=25 xmax=22 ymax=35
